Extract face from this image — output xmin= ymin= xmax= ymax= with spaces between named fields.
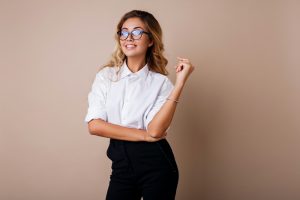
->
xmin=119 ymin=17 xmax=153 ymax=59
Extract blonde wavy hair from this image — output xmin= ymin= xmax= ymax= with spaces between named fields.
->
xmin=98 ymin=10 xmax=169 ymax=81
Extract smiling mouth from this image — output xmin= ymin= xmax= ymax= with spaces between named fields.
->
xmin=125 ymin=44 xmax=137 ymax=49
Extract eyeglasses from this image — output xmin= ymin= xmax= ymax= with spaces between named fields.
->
xmin=117 ymin=29 xmax=151 ymax=40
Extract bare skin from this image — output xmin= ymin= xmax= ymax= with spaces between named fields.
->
xmin=87 ymin=17 xmax=195 ymax=141
xmin=147 ymin=56 xmax=195 ymax=138
xmin=88 ymin=118 xmax=166 ymax=142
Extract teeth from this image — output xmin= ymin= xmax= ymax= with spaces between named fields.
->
xmin=126 ymin=45 xmax=136 ymax=48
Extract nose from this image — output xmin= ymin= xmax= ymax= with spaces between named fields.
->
xmin=126 ymin=32 xmax=134 ymax=41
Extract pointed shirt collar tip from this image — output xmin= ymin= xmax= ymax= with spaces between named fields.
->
xmin=120 ymin=61 xmax=149 ymax=79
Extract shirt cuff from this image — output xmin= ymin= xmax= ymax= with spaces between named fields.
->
xmin=84 ymin=111 xmax=107 ymax=124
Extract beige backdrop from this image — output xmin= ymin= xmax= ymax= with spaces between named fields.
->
xmin=1 ymin=0 xmax=299 ymax=200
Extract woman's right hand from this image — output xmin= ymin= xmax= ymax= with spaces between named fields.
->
xmin=143 ymin=131 xmax=167 ymax=142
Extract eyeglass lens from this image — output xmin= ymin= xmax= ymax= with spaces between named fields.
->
xmin=119 ymin=29 xmax=143 ymax=40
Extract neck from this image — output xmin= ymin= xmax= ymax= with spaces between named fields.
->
xmin=126 ymin=56 xmax=146 ymax=73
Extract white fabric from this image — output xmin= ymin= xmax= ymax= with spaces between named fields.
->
xmin=84 ymin=60 xmax=174 ymax=132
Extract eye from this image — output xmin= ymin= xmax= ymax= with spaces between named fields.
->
xmin=120 ymin=30 xmax=129 ymax=36
xmin=132 ymin=29 xmax=142 ymax=36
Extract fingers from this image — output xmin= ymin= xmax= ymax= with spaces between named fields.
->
xmin=174 ymin=65 xmax=183 ymax=73
xmin=176 ymin=56 xmax=195 ymax=72
xmin=174 ymin=61 xmax=186 ymax=73
xmin=176 ymin=57 xmax=191 ymax=67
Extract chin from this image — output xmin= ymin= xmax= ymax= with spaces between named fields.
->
xmin=122 ymin=48 xmax=144 ymax=57
xmin=124 ymin=51 xmax=141 ymax=57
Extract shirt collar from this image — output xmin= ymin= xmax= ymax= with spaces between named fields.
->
xmin=120 ymin=60 xmax=149 ymax=79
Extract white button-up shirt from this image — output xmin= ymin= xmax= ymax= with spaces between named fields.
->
xmin=84 ymin=61 xmax=174 ymax=131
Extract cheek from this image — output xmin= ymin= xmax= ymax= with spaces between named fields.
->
xmin=120 ymin=41 xmax=125 ymax=47
xmin=138 ymin=44 xmax=148 ymax=51
xmin=137 ymin=40 xmax=150 ymax=50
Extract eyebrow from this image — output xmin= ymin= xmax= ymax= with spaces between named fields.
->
xmin=121 ymin=26 xmax=143 ymax=30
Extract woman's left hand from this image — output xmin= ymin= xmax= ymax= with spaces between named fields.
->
xmin=174 ymin=56 xmax=195 ymax=86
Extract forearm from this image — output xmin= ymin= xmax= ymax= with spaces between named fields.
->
xmin=147 ymin=83 xmax=184 ymax=137
xmin=88 ymin=119 xmax=146 ymax=142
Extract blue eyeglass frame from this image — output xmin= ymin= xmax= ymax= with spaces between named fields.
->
xmin=117 ymin=29 xmax=151 ymax=40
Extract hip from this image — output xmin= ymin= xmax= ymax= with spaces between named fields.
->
xmin=106 ymin=138 xmax=178 ymax=172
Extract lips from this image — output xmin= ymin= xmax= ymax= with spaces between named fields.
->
xmin=125 ymin=44 xmax=137 ymax=49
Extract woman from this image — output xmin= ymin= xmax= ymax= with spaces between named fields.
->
xmin=84 ymin=10 xmax=194 ymax=200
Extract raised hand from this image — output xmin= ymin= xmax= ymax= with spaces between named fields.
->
xmin=174 ymin=56 xmax=195 ymax=86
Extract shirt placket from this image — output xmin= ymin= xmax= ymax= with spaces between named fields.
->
xmin=121 ymin=74 xmax=138 ymax=122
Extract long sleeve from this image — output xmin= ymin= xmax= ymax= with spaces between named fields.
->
xmin=84 ymin=70 xmax=108 ymax=124
xmin=144 ymin=76 xmax=174 ymax=131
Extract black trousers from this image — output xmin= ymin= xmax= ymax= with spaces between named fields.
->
xmin=105 ymin=138 xmax=179 ymax=200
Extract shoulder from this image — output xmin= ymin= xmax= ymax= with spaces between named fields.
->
xmin=149 ymin=70 xmax=173 ymax=83
xmin=95 ymin=66 xmax=116 ymax=80
xmin=95 ymin=66 xmax=112 ymax=77
xmin=91 ymin=67 xmax=116 ymax=91
xmin=148 ymin=71 xmax=174 ymax=91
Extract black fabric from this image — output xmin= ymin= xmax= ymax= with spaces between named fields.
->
xmin=105 ymin=138 xmax=179 ymax=200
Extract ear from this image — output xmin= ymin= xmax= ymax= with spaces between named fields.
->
xmin=148 ymin=40 xmax=153 ymax=47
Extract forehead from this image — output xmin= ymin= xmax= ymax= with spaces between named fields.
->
xmin=121 ymin=17 xmax=146 ymax=30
